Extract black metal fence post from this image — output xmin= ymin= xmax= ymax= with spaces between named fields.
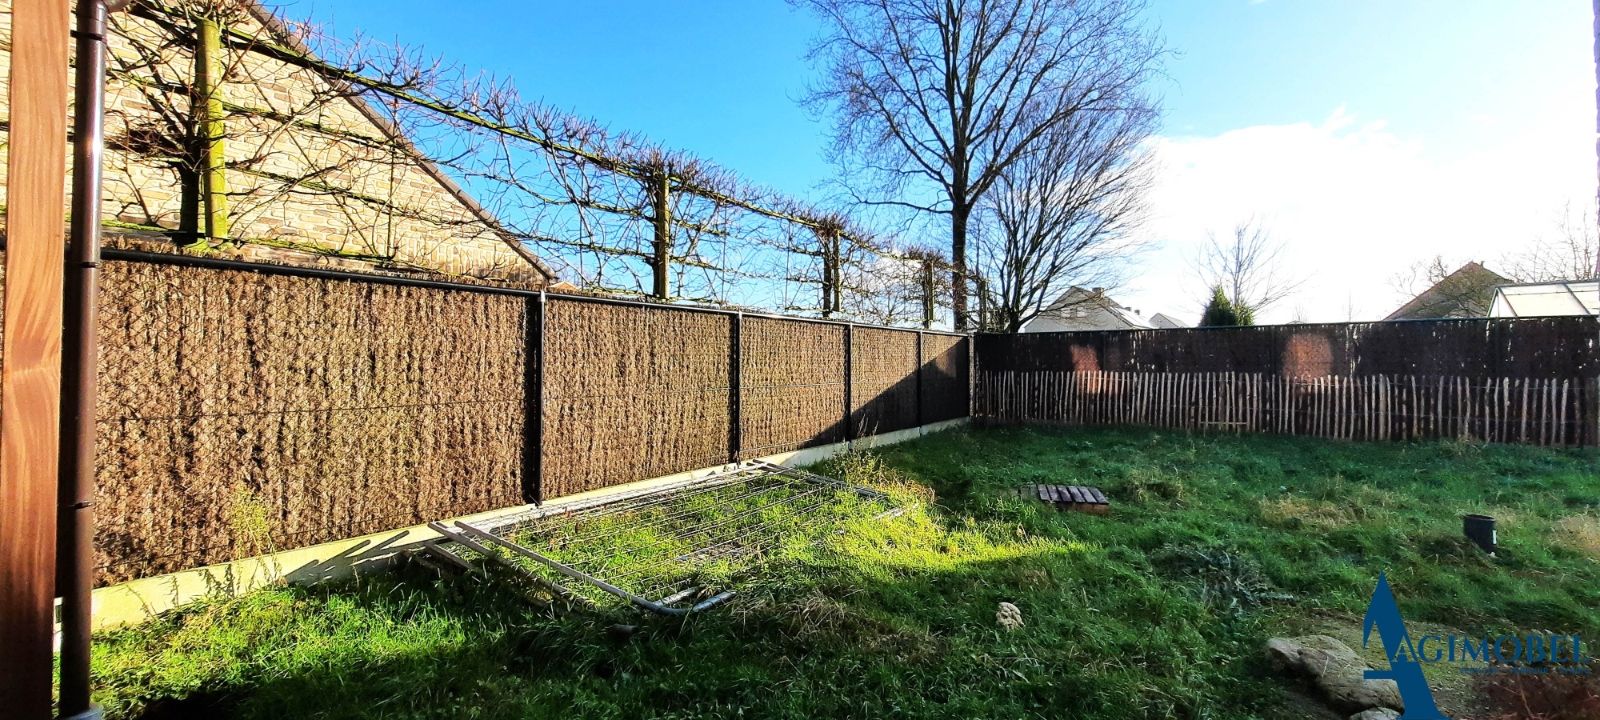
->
xmin=916 ymin=330 xmax=925 ymax=429
xmin=730 ymin=312 xmax=743 ymax=462
xmin=523 ymin=292 xmax=546 ymax=505
xmin=844 ymin=324 xmax=855 ymax=442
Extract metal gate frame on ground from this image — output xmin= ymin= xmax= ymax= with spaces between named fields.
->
xmin=427 ymin=460 xmax=893 ymax=616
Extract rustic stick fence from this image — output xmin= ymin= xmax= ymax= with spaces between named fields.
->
xmin=36 ymin=248 xmax=1600 ymax=588
xmin=975 ymin=319 xmax=1600 ymax=446
xmin=85 ymin=249 xmax=968 ymax=585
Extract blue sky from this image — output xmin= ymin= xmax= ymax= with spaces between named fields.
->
xmin=276 ymin=0 xmax=1596 ymax=322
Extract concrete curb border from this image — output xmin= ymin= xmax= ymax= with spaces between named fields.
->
xmin=78 ymin=417 xmax=969 ymax=632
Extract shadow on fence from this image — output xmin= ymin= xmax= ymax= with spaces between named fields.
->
xmin=84 ymin=250 xmax=970 ymax=586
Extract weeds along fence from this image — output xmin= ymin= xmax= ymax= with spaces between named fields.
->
xmin=83 ymin=250 xmax=968 ymax=586
xmin=975 ymin=318 xmax=1600 ymax=447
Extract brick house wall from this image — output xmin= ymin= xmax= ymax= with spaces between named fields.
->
xmin=0 ymin=0 xmax=553 ymax=284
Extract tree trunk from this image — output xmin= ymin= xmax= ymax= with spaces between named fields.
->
xmin=951 ymin=202 xmax=970 ymax=330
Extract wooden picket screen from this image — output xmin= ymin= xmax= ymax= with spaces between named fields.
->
xmin=974 ymin=318 xmax=1600 ymax=447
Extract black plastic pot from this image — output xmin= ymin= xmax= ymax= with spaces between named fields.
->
xmin=1463 ymin=514 xmax=1497 ymax=555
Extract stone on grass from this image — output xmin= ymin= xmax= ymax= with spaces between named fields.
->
xmin=996 ymin=602 xmax=1023 ymax=631
xmin=1264 ymin=635 xmax=1404 ymax=713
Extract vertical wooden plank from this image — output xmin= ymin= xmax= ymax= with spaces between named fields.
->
xmin=1540 ymin=378 xmax=1550 ymax=446
xmin=1580 ymin=374 xmax=1593 ymax=448
xmin=1559 ymin=379 xmax=1570 ymax=446
xmin=1520 ymin=378 xmax=1530 ymax=444
xmin=1440 ymin=377 xmax=1452 ymax=438
xmin=196 ymin=15 xmax=230 ymax=240
xmin=1313 ymin=377 xmax=1323 ymax=438
xmin=0 ymin=0 xmax=70 ymax=714
xmin=650 ymin=169 xmax=672 ymax=299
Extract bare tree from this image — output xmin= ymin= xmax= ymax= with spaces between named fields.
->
xmin=1196 ymin=219 xmax=1304 ymax=319
xmin=797 ymin=0 xmax=1164 ymax=329
xmin=98 ymin=0 xmax=973 ymax=321
xmin=977 ymin=101 xmax=1155 ymax=332
xmin=1502 ymin=201 xmax=1599 ymax=282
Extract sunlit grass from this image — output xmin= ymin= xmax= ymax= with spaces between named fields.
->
xmin=91 ymin=425 xmax=1600 ymax=719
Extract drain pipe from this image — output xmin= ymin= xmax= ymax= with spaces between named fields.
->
xmin=58 ymin=1 xmax=122 ymax=718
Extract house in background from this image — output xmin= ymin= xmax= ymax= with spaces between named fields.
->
xmin=1020 ymin=287 xmax=1186 ymax=332
xmin=1489 ymin=280 xmax=1599 ymax=317
xmin=0 ymin=0 xmax=555 ymax=284
xmin=1384 ymin=261 xmax=1508 ymax=320
xmin=1149 ymin=312 xmax=1188 ymax=329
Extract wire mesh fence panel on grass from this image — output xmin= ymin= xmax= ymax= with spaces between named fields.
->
xmin=453 ymin=462 xmax=893 ymax=613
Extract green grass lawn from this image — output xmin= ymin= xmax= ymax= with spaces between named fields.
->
xmin=91 ymin=426 xmax=1600 ymax=719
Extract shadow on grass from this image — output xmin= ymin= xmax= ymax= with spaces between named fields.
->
xmin=98 ymin=424 xmax=1600 ymax=720
xmin=98 ymin=534 xmax=1275 ymax=720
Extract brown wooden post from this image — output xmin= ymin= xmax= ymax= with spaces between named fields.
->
xmin=651 ymin=170 xmax=671 ymax=299
xmin=1586 ymin=376 xmax=1599 ymax=447
xmin=0 ymin=0 xmax=70 ymax=715
xmin=921 ymin=259 xmax=935 ymax=329
xmin=196 ymin=12 xmax=228 ymax=241
xmin=819 ymin=227 xmax=838 ymax=318
xmin=831 ymin=238 xmax=844 ymax=315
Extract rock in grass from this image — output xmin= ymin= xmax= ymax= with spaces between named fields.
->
xmin=1265 ymin=635 xmax=1404 ymax=713
xmin=1349 ymin=709 xmax=1400 ymax=720
xmin=996 ymin=602 xmax=1023 ymax=631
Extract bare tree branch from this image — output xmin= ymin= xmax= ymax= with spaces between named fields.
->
xmin=1195 ymin=219 xmax=1305 ymax=318
xmin=796 ymin=0 xmax=1164 ymax=328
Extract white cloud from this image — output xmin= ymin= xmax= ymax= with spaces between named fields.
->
xmin=1119 ymin=103 xmax=1595 ymax=324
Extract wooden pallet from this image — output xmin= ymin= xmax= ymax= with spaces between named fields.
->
xmin=1018 ymin=484 xmax=1110 ymax=514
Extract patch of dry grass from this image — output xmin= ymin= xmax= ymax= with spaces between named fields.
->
xmin=1553 ymin=514 xmax=1600 ymax=559
xmin=1258 ymin=495 xmax=1355 ymax=531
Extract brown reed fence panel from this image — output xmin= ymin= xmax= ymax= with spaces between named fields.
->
xmin=975 ymin=318 xmax=1600 ymax=446
xmin=920 ymin=332 xmax=970 ymax=424
xmin=851 ymin=327 xmax=921 ymax=435
xmin=738 ymin=317 xmax=847 ymax=458
xmin=540 ymin=300 xmax=734 ymax=498
xmin=94 ymin=260 xmax=528 ymax=585
xmin=39 ymin=253 xmax=972 ymax=585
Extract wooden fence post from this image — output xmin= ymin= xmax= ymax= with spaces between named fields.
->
xmin=651 ymin=170 xmax=671 ymax=299
xmin=819 ymin=227 xmax=840 ymax=318
xmin=1586 ymin=376 xmax=1599 ymax=447
xmin=0 ymin=0 xmax=70 ymax=714
xmin=196 ymin=13 xmax=229 ymax=241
